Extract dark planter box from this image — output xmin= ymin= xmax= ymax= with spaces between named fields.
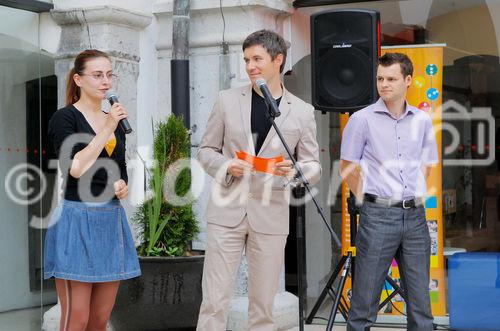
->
xmin=111 ymin=255 xmax=204 ymax=331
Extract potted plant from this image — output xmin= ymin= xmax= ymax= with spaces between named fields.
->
xmin=111 ymin=114 xmax=204 ymax=331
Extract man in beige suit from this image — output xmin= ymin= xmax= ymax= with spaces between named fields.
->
xmin=196 ymin=30 xmax=321 ymax=331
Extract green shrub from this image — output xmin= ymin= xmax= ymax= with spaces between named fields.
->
xmin=134 ymin=115 xmax=198 ymax=257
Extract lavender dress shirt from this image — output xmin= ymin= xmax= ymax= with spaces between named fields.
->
xmin=340 ymin=98 xmax=438 ymax=200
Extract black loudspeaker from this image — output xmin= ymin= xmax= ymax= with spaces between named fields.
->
xmin=311 ymin=9 xmax=380 ymax=112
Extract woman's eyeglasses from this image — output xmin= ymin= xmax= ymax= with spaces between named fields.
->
xmin=80 ymin=73 xmax=117 ymax=82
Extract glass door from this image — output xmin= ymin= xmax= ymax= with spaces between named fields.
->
xmin=0 ymin=4 xmax=57 ymax=329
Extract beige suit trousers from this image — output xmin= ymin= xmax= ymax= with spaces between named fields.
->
xmin=196 ymin=217 xmax=287 ymax=331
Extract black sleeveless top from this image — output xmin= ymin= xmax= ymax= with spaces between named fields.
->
xmin=48 ymin=105 xmax=127 ymax=202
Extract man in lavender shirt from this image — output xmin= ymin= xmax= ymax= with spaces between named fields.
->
xmin=340 ymin=53 xmax=438 ymax=331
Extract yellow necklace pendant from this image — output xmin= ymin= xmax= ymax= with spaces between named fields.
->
xmin=104 ymin=137 xmax=117 ymax=156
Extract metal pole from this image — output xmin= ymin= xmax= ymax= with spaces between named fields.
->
xmin=294 ymin=186 xmax=307 ymax=331
xmin=171 ymin=0 xmax=190 ymax=129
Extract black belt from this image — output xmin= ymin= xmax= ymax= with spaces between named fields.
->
xmin=364 ymin=193 xmax=422 ymax=209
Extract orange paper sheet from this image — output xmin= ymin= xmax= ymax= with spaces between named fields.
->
xmin=235 ymin=150 xmax=284 ymax=174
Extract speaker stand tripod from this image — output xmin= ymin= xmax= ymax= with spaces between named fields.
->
xmin=306 ymin=195 xmax=408 ymax=330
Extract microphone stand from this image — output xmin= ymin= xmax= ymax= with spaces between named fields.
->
xmin=263 ymin=98 xmax=341 ymax=331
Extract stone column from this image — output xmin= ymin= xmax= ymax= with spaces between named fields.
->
xmin=42 ymin=4 xmax=152 ymax=330
xmin=154 ymin=1 xmax=298 ymax=329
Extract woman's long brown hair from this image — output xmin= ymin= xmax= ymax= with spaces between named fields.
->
xmin=65 ymin=49 xmax=111 ymax=106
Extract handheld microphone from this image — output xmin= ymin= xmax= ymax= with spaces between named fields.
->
xmin=256 ymin=78 xmax=281 ymax=118
xmin=105 ymin=91 xmax=133 ymax=134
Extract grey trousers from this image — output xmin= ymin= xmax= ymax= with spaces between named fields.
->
xmin=346 ymin=201 xmax=434 ymax=331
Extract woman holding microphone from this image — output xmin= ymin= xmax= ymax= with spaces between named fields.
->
xmin=44 ymin=49 xmax=140 ymax=331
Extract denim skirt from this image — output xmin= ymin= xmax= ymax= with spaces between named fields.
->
xmin=44 ymin=199 xmax=141 ymax=282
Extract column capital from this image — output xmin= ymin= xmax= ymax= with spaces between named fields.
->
xmin=153 ymin=0 xmax=293 ymax=13
xmin=51 ymin=5 xmax=152 ymax=30
xmin=154 ymin=0 xmax=293 ymax=50
xmin=51 ymin=6 xmax=152 ymax=61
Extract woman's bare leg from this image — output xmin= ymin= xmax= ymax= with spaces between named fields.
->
xmin=55 ymin=279 xmax=71 ymax=331
xmin=86 ymin=281 xmax=120 ymax=331
xmin=66 ymin=281 xmax=93 ymax=331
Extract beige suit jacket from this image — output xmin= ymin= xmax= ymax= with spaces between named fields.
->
xmin=197 ymin=84 xmax=321 ymax=235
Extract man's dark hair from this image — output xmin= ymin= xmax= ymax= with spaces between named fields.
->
xmin=378 ymin=52 xmax=413 ymax=77
xmin=242 ymin=29 xmax=287 ymax=73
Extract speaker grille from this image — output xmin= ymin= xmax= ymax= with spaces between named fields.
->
xmin=311 ymin=10 xmax=380 ymax=112
xmin=319 ymin=47 xmax=371 ymax=106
